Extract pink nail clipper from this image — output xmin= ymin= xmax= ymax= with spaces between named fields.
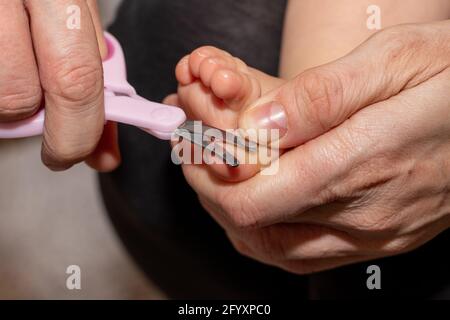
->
xmin=0 ymin=32 xmax=255 ymax=166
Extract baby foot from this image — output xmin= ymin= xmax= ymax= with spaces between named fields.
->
xmin=168 ymin=46 xmax=284 ymax=181
xmin=174 ymin=46 xmax=283 ymax=130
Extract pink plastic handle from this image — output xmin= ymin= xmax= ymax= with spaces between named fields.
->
xmin=0 ymin=109 xmax=45 ymax=139
xmin=102 ymin=32 xmax=186 ymax=140
xmin=105 ymin=95 xmax=186 ymax=140
xmin=0 ymin=32 xmax=186 ymax=141
xmin=103 ymin=31 xmax=136 ymax=96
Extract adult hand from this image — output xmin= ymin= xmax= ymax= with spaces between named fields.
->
xmin=181 ymin=21 xmax=450 ymax=274
xmin=0 ymin=0 xmax=120 ymax=171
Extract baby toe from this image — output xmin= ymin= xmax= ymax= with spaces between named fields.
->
xmin=212 ymin=69 xmax=260 ymax=111
xmin=189 ymin=46 xmax=233 ymax=77
xmin=175 ymin=55 xmax=195 ymax=85
xmin=199 ymin=57 xmax=237 ymax=87
xmin=210 ymin=69 xmax=243 ymax=100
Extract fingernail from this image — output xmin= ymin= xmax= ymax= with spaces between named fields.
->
xmin=241 ymin=102 xmax=288 ymax=138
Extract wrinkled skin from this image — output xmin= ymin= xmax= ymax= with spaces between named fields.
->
xmin=0 ymin=0 xmax=120 ymax=171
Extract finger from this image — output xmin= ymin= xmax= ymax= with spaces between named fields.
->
xmin=0 ymin=0 xmax=42 ymax=121
xmin=26 ymin=0 xmax=105 ymax=170
xmin=84 ymin=0 xmax=121 ymax=172
xmin=198 ymin=55 xmax=238 ymax=88
xmin=238 ymin=22 xmax=450 ymax=149
xmin=227 ymin=227 xmax=384 ymax=274
xmin=227 ymin=225 xmax=383 ymax=275
xmin=269 ymin=221 xmax=448 ymax=274
xmin=228 ymin=223 xmax=364 ymax=262
xmin=205 ymin=160 xmax=260 ymax=183
xmin=184 ymin=101 xmax=381 ymax=228
xmin=202 ymin=141 xmax=263 ymax=182
xmin=188 ymin=46 xmax=233 ymax=77
xmin=277 ymin=255 xmax=373 ymax=275
xmin=86 ymin=121 xmax=120 ymax=172
xmin=181 ymin=134 xmax=336 ymax=228
xmin=230 ymin=233 xmax=371 ymax=274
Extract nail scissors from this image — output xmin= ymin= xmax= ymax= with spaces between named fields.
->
xmin=0 ymin=32 xmax=254 ymax=167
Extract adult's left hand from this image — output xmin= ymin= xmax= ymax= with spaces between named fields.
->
xmin=180 ymin=21 xmax=450 ymax=274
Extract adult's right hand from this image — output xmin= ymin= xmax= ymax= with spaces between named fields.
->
xmin=0 ymin=0 xmax=120 ymax=171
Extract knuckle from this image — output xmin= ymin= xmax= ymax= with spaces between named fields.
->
xmin=372 ymin=23 xmax=450 ymax=85
xmin=378 ymin=24 xmax=423 ymax=45
xmin=377 ymin=25 xmax=428 ymax=65
xmin=217 ymin=187 xmax=262 ymax=230
xmin=0 ymin=82 xmax=42 ymax=120
xmin=294 ymin=68 xmax=345 ymax=131
xmin=48 ymin=57 xmax=103 ymax=106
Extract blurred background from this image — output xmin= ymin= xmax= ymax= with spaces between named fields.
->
xmin=0 ymin=0 xmax=165 ymax=299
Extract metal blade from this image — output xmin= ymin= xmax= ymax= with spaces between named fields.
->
xmin=174 ymin=123 xmax=240 ymax=167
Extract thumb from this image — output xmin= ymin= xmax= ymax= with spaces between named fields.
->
xmin=238 ymin=22 xmax=450 ymax=148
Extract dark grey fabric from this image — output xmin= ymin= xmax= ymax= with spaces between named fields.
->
xmin=101 ymin=0 xmax=450 ymax=299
